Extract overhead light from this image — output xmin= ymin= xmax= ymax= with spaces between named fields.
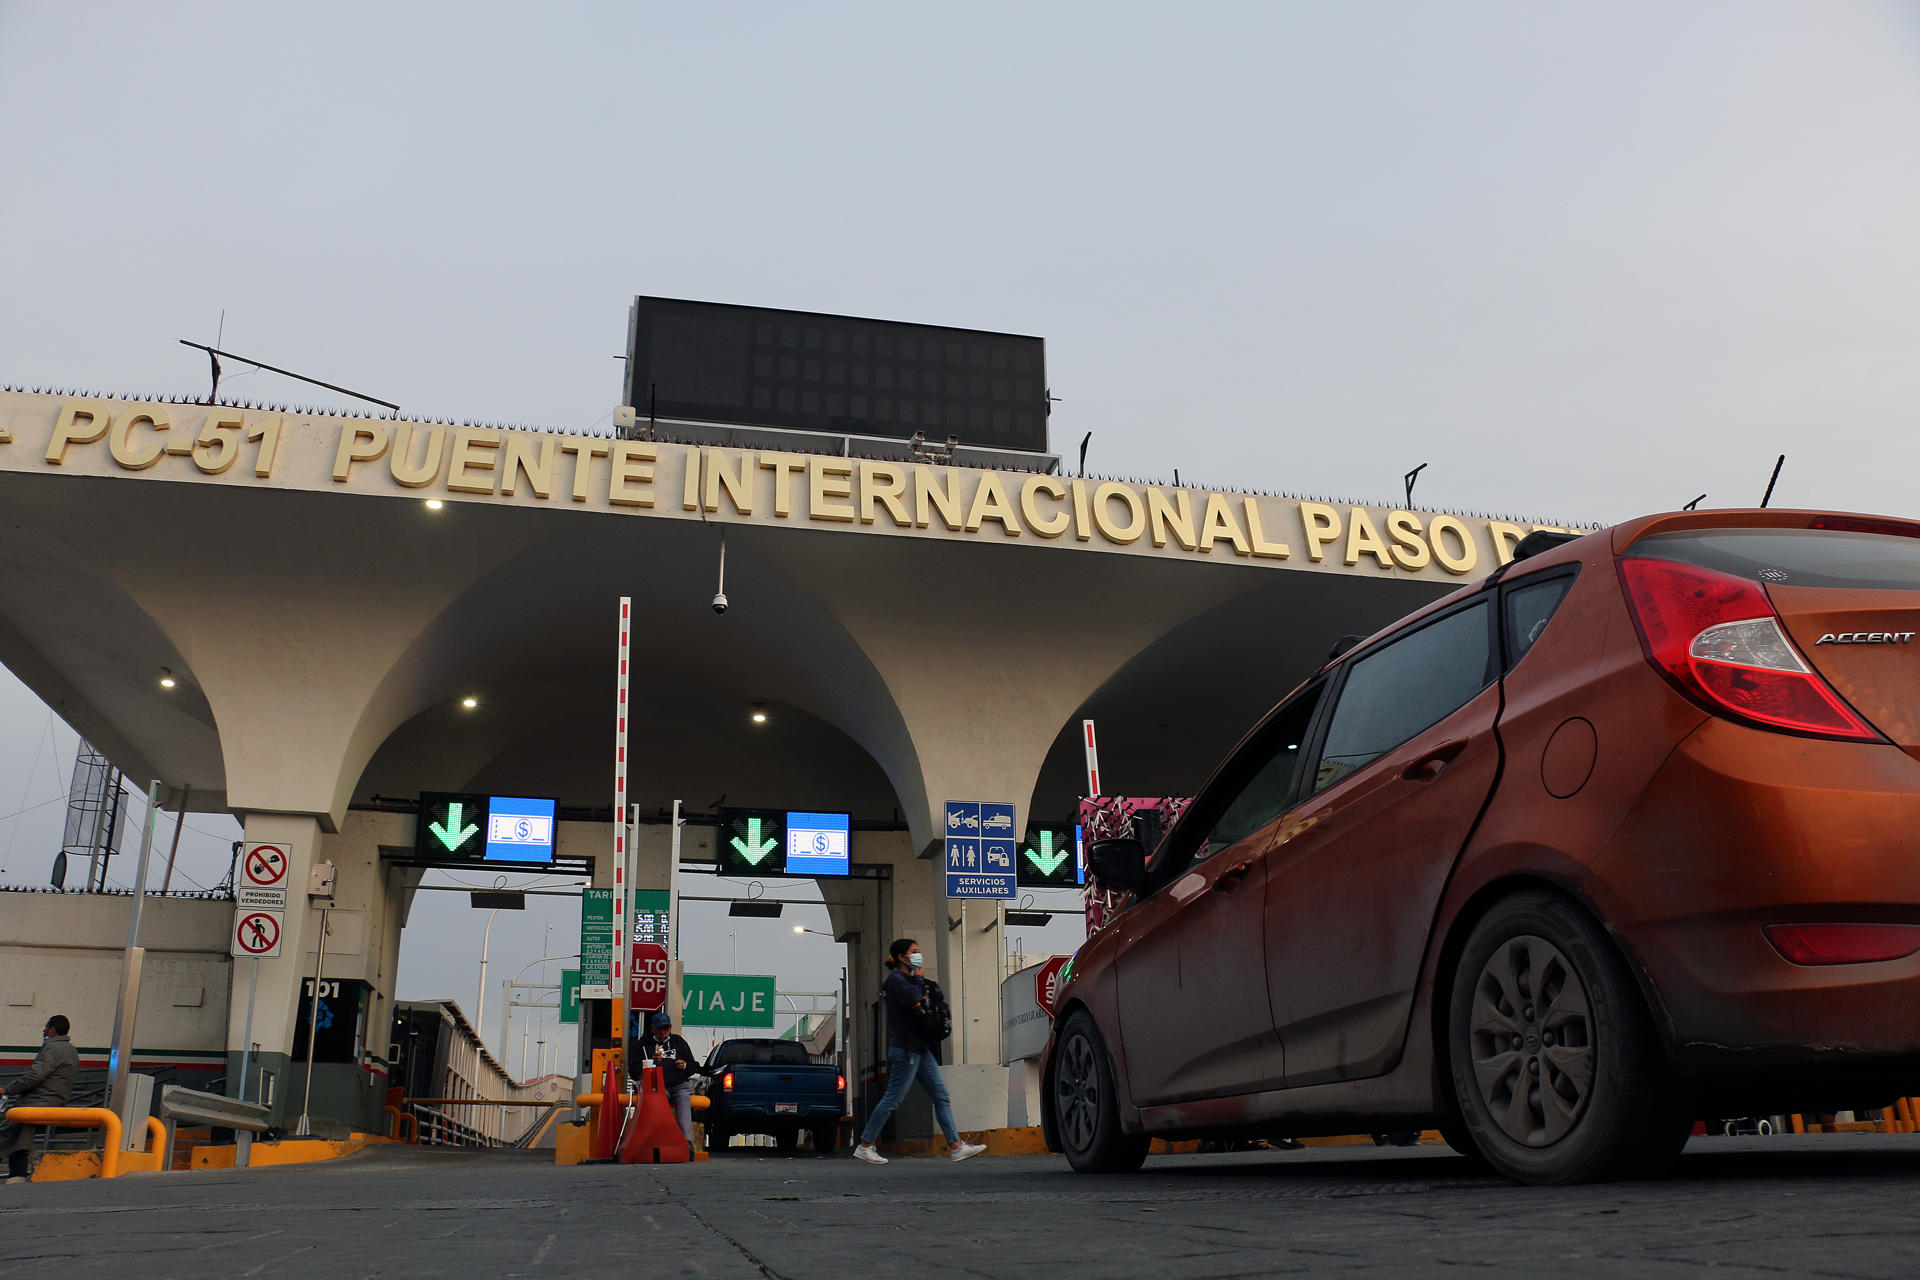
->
xmin=1006 ymin=910 xmax=1053 ymax=927
xmin=461 ymin=696 xmax=478 ymax=709
xmin=158 ymin=668 xmax=176 ymax=689
xmin=425 ymin=499 xmax=444 ymax=510
xmin=750 ymin=702 xmax=768 ymax=724
xmin=792 ymin=924 xmax=804 ymax=934
xmin=729 ymin=901 xmax=783 ymax=918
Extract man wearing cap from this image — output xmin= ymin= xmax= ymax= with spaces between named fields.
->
xmin=636 ymin=1012 xmax=698 ymax=1142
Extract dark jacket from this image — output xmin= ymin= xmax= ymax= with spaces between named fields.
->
xmin=882 ymin=969 xmax=932 ymax=1053
xmin=637 ymin=1032 xmax=696 ymax=1090
xmin=5 ymin=1034 xmax=78 ymax=1108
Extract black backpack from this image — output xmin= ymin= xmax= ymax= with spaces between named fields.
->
xmin=914 ymin=977 xmax=952 ymax=1044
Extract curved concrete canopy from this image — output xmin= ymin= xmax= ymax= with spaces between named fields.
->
xmin=0 ymin=388 xmax=1591 ymax=846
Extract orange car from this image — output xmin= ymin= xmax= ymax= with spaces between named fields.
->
xmin=1043 ymin=510 xmax=1920 ymax=1184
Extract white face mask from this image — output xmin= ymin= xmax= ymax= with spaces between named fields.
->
xmin=907 ymin=952 xmax=924 ymax=969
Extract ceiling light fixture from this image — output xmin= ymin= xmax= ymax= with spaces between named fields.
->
xmin=750 ymin=702 xmax=768 ymax=724
xmin=158 ymin=668 xmax=176 ymax=689
xmin=425 ymin=499 xmax=444 ymax=510
xmin=461 ymin=696 xmax=478 ymax=709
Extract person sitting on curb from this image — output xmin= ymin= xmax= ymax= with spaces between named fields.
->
xmin=852 ymin=939 xmax=986 ymax=1165
xmin=1 ymin=1015 xmax=78 ymax=1184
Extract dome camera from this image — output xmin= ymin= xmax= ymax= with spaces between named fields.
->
xmin=711 ymin=592 xmax=729 ymax=615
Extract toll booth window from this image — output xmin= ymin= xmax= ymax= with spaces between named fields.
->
xmin=1314 ymin=601 xmax=1494 ymax=794
xmin=1503 ymin=574 xmax=1575 ymax=669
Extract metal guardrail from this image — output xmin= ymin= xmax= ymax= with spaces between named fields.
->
xmin=159 ymin=1084 xmax=271 ymax=1167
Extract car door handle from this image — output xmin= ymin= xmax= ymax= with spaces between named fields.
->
xmin=1210 ymin=861 xmax=1254 ymax=892
xmin=1403 ymin=739 xmax=1469 ymax=782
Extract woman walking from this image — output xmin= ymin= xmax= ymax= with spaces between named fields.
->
xmin=852 ymin=939 xmax=986 ymax=1165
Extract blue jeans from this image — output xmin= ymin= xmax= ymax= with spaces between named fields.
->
xmin=859 ymin=1045 xmax=958 ymax=1146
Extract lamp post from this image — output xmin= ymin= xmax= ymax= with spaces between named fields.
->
xmin=475 ymin=907 xmax=502 ymax=1045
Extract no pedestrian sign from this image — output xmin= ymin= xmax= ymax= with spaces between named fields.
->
xmin=231 ymin=909 xmax=284 ymax=959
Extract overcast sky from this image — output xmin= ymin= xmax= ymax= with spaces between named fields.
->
xmin=5 ymin=1 xmax=1920 ymax=1069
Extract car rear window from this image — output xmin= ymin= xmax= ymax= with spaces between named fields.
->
xmin=1627 ymin=528 xmax=1920 ymax=590
xmin=711 ymin=1041 xmax=812 ymax=1066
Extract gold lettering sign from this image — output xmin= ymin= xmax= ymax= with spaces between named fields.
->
xmin=22 ymin=397 xmax=1589 ymax=580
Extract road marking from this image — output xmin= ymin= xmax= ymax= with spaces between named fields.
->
xmin=532 ymin=1234 xmax=556 ymax=1266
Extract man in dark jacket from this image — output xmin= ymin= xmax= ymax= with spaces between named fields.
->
xmin=636 ymin=1012 xmax=698 ymax=1141
xmin=2 ymin=1016 xmax=79 ymax=1183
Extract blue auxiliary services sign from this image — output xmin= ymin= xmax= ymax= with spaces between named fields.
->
xmin=944 ymin=800 xmax=1017 ymax=899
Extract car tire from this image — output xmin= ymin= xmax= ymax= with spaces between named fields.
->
xmin=705 ymin=1126 xmax=728 ymax=1153
xmin=1051 ymin=1010 xmax=1149 ymax=1174
xmin=811 ymin=1124 xmax=839 ymax=1154
xmin=1446 ymin=889 xmax=1689 ymax=1185
xmin=775 ymin=1129 xmax=799 ymax=1151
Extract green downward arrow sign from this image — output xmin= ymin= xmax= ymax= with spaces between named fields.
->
xmin=1023 ymin=830 xmax=1069 ymax=876
xmin=430 ymin=801 xmax=480 ymax=852
xmin=730 ymin=817 xmax=779 ymax=866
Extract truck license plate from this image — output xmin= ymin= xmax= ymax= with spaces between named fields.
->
xmin=775 ymin=1103 xmax=797 ymax=1114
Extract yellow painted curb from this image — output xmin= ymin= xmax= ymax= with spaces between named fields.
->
xmin=31 ymin=1148 xmax=165 ymax=1181
xmin=189 ymin=1136 xmax=366 ymax=1170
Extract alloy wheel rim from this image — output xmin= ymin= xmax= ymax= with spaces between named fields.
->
xmin=1469 ymin=933 xmax=1596 ymax=1147
xmin=1056 ymin=1032 xmax=1100 ymax=1152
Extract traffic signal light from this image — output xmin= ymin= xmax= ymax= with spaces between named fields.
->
xmin=1016 ymin=822 xmax=1082 ymax=888
xmin=716 ymin=808 xmax=787 ymax=876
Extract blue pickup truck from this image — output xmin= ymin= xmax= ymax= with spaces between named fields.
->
xmin=697 ymin=1038 xmax=845 ymax=1152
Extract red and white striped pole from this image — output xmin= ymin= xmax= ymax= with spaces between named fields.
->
xmin=1082 ymin=719 xmax=1102 ymax=796
xmin=614 ymin=597 xmax=632 ymax=1078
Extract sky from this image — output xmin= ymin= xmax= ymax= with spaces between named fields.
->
xmin=5 ymin=1 xmax=1920 ymax=1071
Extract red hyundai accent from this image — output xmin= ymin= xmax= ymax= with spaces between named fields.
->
xmin=1043 ymin=510 xmax=1920 ymax=1184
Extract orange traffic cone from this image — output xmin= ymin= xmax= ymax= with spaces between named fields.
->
xmin=593 ymin=1057 xmax=621 ymax=1160
xmin=619 ymin=1064 xmax=691 ymax=1164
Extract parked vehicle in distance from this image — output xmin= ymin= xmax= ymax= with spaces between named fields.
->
xmin=697 ymin=1038 xmax=845 ymax=1152
xmin=1044 ymin=510 xmax=1920 ymax=1184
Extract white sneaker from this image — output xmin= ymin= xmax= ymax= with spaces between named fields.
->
xmin=2 ymin=1176 xmax=28 ymax=1186
xmin=949 ymin=1141 xmax=987 ymax=1163
xmin=852 ymin=1144 xmax=888 ymax=1165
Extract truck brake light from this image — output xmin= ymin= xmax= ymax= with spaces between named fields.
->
xmin=721 ymin=1071 xmax=733 ymax=1092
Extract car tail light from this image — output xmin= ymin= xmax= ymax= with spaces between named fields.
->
xmin=1764 ymin=923 xmax=1920 ymax=965
xmin=721 ymin=1071 xmax=734 ymax=1092
xmin=836 ymin=1073 xmax=846 ymax=1093
xmin=1617 ymin=556 xmax=1881 ymax=741
xmin=1807 ymin=515 xmax=1920 ymax=538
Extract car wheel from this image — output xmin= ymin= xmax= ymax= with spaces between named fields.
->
xmin=811 ymin=1123 xmax=839 ymax=1154
xmin=1446 ymin=889 xmax=1689 ymax=1185
xmin=705 ymin=1126 xmax=728 ymax=1152
xmin=775 ymin=1129 xmax=799 ymax=1151
xmin=1052 ymin=1011 xmax=1149 ymax=1174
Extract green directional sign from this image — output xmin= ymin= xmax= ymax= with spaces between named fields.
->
xmin=1017 ymin=822 xmax=1082 ymax=888
xmin=680 ymin=973 xmax=777 ymax=1029
xmin=416 ymin=791 xmax=490 ymax=859
xmin=559 ymin=969 xmax=581 ymax=1024
xmin=716 ymin=808 xmax=787 ymax=876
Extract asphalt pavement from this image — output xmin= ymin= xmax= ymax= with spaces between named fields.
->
xmin=2 ymin=1135 xmax=1918 ymax=1278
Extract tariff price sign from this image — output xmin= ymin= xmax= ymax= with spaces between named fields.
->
xmin=716 ymin=808 xmax=786 ymax=876
xmin=630 ymin=942 xmax=669 ymax=1013
xmin=1016 ymin=823 xmax=1082 ymax=888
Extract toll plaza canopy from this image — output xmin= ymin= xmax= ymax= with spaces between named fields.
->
xmin=0 ymin=385 xmax=1593 ymax=1127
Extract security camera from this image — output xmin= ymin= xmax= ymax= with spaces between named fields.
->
xmin=711 ymin=592 xmax=729 ymax=615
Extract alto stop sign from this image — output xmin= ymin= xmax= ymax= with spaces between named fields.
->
xmin=630 ymin=942 xmax=669 ymax=1012
xmin=1035 ymin=956 xmax=1071 ymax=1019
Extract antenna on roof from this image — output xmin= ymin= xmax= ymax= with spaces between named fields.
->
xmin=177 ymin=340 xmax=399 ymax=412
xmin=1760 ymin=454 xmax=1785 ymax=508
xmin=1403 ymin=463 xmax=1427 ymax=508
xmin=1683 ymin=494 xmax=1706 ymax=511
xmin=1078 ymin=432 xmax=1092 ymax=477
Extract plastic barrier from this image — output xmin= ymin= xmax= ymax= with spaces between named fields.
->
xmin=618 ymin=1065 xmax=690 ymax=1164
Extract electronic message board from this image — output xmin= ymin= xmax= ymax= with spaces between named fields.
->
xmin=625 ymin=296 xmax=1049 ymax=453
xmin=1016 ymin=822 xmax=1083 ymax=888
xmin=784 ymin=811 xmax=850 ymax=877
xmin=416 ymin=792 xmax=557 ymax=864
xmin=716 ymin=808 xmax=786 ymax=876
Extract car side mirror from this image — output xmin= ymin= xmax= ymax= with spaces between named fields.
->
xmin=1088 ymin=838 xmax=1148 ymax=890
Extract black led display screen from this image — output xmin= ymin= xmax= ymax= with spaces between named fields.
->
xmin=625 ymin=296 xmax=1049 ymax=453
